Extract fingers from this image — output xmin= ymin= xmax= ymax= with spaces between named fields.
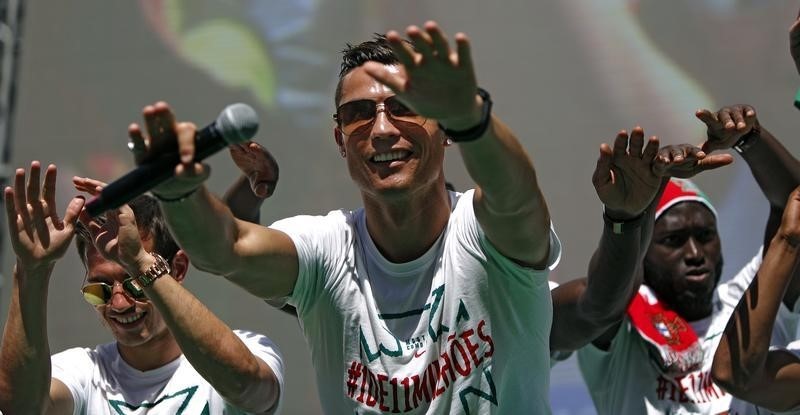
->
xmin=717 ymin=107 xmax=735 ymax=130
xmin=694 ymin=108 xmax=718 ymax=127
xmin=628 ymin=126 xmax=644 ymax=156
xmin=407 ymin=25 xmax=436 ymax=60
xmin=454 ymin=33 xmax=473 ymax=71
xmin=175 ymin=121 xmax=197 ymax=165
xmin=385 ymin=30 xmax=416 ymax=69
xmin=26 ymin=161 xmax=41 ymax=205
xmin=42 ymin=164 xmax=59 ymax=222
xmin=62 ymin=196 xmax=86 ymax=231
xmin=424 ymin=21 xmax=452 ymax=61
xmin=72 ymin=176 xmax=106 ymax=196
xmin=641 ymin=136 xmax=660 ymax=161
xmin=696 ymin=154 xmax=735 ymax=172
xmin=127 ymin=123 xmax=148 ymax=164
xmin=362 ymin=61 xmax=406 ymax=93
xmin=13 ymin=168 xmax=31 ymax=231
xmin=612 ymin=130 xmax=628 ymax=158
xmin=143 ymin=101 xmax=177 ymax=148
xmin=592 ymin=143 xmax=614 ymax=188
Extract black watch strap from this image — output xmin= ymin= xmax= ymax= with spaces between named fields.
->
xmin=437 ymin=88 xmax=492 ymax=143
xmin=603 ymin=211 xmax=646 ymax=234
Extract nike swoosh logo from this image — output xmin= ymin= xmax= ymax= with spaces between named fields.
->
xmin=414 ymin=350 xmax=426 ymax=358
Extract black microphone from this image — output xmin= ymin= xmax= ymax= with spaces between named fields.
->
xmin=86 ymin=103 xmax=259 ymax=217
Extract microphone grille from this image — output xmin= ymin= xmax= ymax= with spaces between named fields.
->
xmin=216 ymin=103 xmax=259 ymax=144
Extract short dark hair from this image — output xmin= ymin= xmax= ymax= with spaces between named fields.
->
xmin=334 ymin=34 xmax=410 ymax=107
xmin=75 ymin=194 xmax=179 ymax=264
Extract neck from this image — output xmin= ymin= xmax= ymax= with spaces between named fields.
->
xmin=362 ymin=182 xmax=451 ymax=263
xmin=116 ymin=330 xmax=182 ymax=371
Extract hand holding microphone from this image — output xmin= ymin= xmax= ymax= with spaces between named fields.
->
xmin=86 ymin=102 xmax=259 ymax=217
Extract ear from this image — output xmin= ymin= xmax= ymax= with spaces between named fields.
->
xmin=170 ymin=250 xmax=190 ymax=284
xmin=334 ymin=127 xmax=346 ymax=157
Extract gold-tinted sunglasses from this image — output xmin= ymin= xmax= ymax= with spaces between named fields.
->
xmin=80 ymin=277 xmax=146 ymax=306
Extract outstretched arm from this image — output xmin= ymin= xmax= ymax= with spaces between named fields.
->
xmin=712 ymin=187 xmax=800 ymax=412
xmin=0 ymin=163 xmax=84 ymax=415
xmin=124 ymin=103 xmax=298 ymax=300
xmin=77 ymin=188 xmax=281 ymax=413
xmin=550 ymin=132 xmax=732 ymax=352
xmin=365 ymin=22 xmax=550 ymax=268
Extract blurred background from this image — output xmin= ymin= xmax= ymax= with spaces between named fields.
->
xmin=1 ymin=0 xmax=798 ymax=413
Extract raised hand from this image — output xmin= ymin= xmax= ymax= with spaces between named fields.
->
xmin=4 ymin=162 xmax=85 ymax=271
xmin=592 ymin=127 xmax=661 ymax=220
xmin=651 ymin=144 xmax=734 ymax=179
xmin=696 ymin=105 xmax=758 ymax=153
xmin=791 ymin=11 xmax=800 ymax=76
xmin=229 ymin=141 xmax=279 ymax=198
xmin=74 ymin=178 xmax=148 ymax=273
xmin=362 ymin=21 xmax=480 ymax=129
xmin=127 ymin=101 xmax=210 ymax=199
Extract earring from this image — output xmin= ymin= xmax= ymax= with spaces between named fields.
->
xmin=339 ymin=148 xmax=346 ymax=158
xmin=444 ymin=137 xmax=453 ymax=146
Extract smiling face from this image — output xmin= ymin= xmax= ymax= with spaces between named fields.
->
xmin=83 ymin=238 xmax=169 ymax=348
xmin=643 ymin=202 xmax=723 ymax=321
xmin=334 ymin=64 xmax=447 ymax=200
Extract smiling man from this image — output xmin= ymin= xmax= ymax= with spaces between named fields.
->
xmin=0 ymin=163 xmax=285 ymax=415
xmin=576 ymin=105 xmax=800 ymax=414
xmin=123 ymin=22 xmax=561 ymax=413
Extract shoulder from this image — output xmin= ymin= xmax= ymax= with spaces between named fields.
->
xmin=269 ymin=209 xmax=358 ymax=240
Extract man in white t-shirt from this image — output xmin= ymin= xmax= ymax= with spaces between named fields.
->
xmin=118 ymin=18 xmax=727 ymax=411
xmin=577 ymin=104 xmax=800 ymax=414
xmin=0 ymin=163 xmax=284 ymax=414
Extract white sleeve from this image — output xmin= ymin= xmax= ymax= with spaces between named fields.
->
xmin=233 ymin=330 xmax=286 ymax=415
xmin=50 ymin=347 xmax=95 ymax=415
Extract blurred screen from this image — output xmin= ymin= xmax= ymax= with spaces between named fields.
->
xmin=4 ymin=1 xmax=799 ymax=413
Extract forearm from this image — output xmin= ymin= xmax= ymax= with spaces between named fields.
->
xmin=160 ymin=186 xmax=243 ymax=276
xmin=145 ymin=276 xmax=278 ymax=413
xmin=713 ymin=235 xmax=800 ymax=394
xmin=458 ymin=116 xmax=550 ymax=264
xmin=581 ymin=221 xmax=643 ymax=324
xmin=741 ymin=126 xmax=800 ymax=209
xmin=222 ymin=175 xmax=264 ymax=224
xmin=0 ymin=265 xmax=54 ymax=414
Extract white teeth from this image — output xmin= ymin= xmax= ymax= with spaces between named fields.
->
xmin=113 ymin=313 xmax=144 ymax=324
xmin=373 ymin=150 xmax=408 ymax=163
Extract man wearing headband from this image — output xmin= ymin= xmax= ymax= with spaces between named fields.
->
xmin=576 ymin=104 xmax=800 ymax=414
xmin=0 ymin=163 xmax=285 ymax=414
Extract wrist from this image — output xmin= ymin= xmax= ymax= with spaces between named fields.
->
xmin=437 ymin=88 xmax=493 ymax=142
xmin=733 ymin=123 xmax=761 ymax=155
xmin=603 ymin=208 xmax=646 ymax=235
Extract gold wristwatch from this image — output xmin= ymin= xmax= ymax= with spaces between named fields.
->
xmin=132 ymin=252 xmax=171 ymax=289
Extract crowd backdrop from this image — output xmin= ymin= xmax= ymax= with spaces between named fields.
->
xmin=2 ymin=1 xmax=799 ymax=413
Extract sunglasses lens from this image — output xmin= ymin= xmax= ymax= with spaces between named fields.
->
xmin=123 ymin=278 xmax=146 ymax=299
xmin=385 ymin=96 xmax=417 ymax=118
xmin=81 ymin=283 xmax=110 ymax=306
xmin=337 ymin=100 xmax=377 ymax=135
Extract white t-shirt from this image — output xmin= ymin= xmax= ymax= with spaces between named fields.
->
xmin=51 ymin=329 xmax=285 ymax=415
xmin=271 ymin=190 xmax=561 ymax=414
xmin=577 ymin=250 xmax=766 ymax=414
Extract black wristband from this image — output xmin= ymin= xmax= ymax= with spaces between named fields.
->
xmin=603 ymin=210 xmax=646 ymax=235
xmin=732 ymin=123 xmax=760 ymax=155
xmin=437 ymin=88 xmax=492 ymax=143
xmin=152 ymin=187 xmax=199 ymax=203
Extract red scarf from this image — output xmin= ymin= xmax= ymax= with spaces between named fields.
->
xmin=627 ymin=285 xmax=704 ymax=373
